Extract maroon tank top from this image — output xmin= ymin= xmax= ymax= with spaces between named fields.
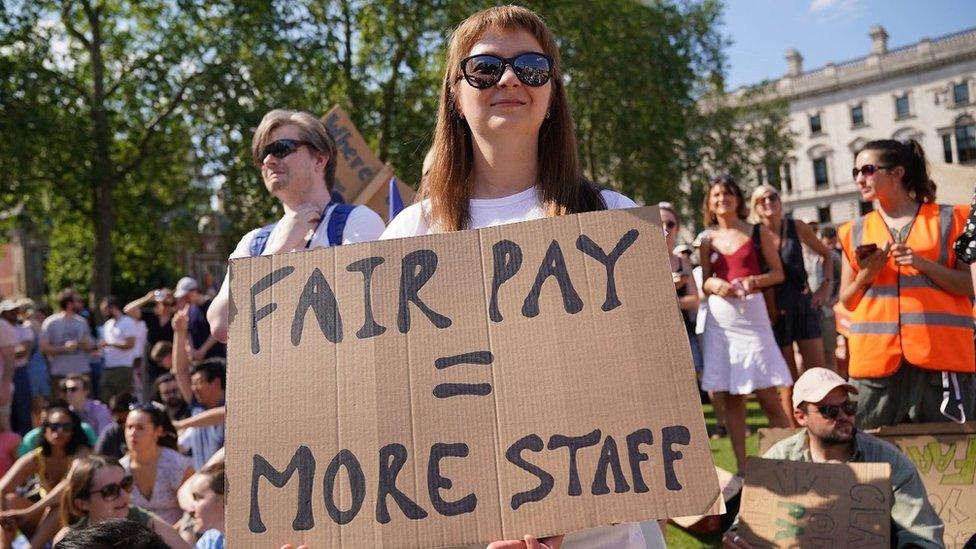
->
xmin=711 ymin=241 xmax=762 ymax=282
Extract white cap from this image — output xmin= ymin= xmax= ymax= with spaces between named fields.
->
xmin=0 ymin=300 xmax=19 ymax=313
xmin=173 ymin=277 xmax=199 ymax=299
xmin=792 ymin=367 xmax=858 ymax=409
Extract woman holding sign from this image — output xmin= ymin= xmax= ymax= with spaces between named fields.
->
xmin=699 ymin=176 xmax=793 ymax=475
xmin=381 ymin=5 xmax=662 ymax=548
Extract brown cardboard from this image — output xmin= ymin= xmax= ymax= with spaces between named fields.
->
xmin=757 ymin=427 xmax=802 ymax=456
xmin=871 ymin=422 xmax=976 ymax=548
xmin=672 ymin=466 xmax=741 ymax=532
xmin=225 ymin=207 xmax=720 ymax=547
xmin=355 ymin=166 xmax=417 ymax=223
xmin=322 ymin=105 xmax=386 ymax=202
xmin=739 ymin=458 xmax=891 ymax=548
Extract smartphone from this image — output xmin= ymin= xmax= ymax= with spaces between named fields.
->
xmin=855 ymin=243 xmax=879 ymax=260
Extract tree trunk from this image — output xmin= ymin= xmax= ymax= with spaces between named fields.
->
xmin=85 ymin=3 xmax=115 ymax=313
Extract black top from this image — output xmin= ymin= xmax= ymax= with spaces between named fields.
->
xmin=775 ymin=216 xmax=809 ymax=301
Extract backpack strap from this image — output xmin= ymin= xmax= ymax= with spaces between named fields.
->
xmin=327 ymin=203 xmax=356 ymax=246
xmin=249 ymin=222 xmax=277 ymax=257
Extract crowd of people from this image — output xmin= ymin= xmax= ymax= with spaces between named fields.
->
xmin=0 ymin=4 xmax=974 ymax=548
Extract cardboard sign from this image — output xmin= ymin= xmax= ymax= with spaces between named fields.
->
xmin=225 ymin=207 xmax=720 ymax=547
xmin=872 ymin=422 xmax=976 ymax=548
xmin=757 ymin=427 xmax=802 ymax=456
xmin=739 ymin=458 xmax=891 ymax=548
xmin=322 ymin=106 xmax=385 ymax=202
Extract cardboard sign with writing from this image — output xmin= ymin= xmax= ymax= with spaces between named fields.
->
xmin=757 ymin=427 xmax=802 ymax=456
xmin=739 ymin=458 xmax=891 ymax=548
xmin=322 ymin=106 xmax=384 ymax=202
xmin=225 ymin=207 xmax=720 ymax=547
xmin=873 ymin=422 xmax=976 ymax=548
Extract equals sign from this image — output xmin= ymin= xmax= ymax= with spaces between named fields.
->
xmin=433 ymin=351 xmax=494 ymax=398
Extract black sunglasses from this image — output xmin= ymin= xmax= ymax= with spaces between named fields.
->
xmin=663 ymin=221 xmax=677 ymax=230
xmin=459 ymin=52 xmax=553 ymax=89
xmin=256 ymin=139 xmax=313 ymax=166
xmin=44 ymin=421 xmax=74 ymax=432
xmin=815 ymin=400 xmax=857 ymax=420
xmin=86 ymin=476 xmax=134 ymax=502
xmin=852 ymin=164 xmax=892 ymax=179
xmin=60 ymin=384 xmax=82 ymax=393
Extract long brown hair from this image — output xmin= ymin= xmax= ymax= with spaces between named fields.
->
xmin=60 ymin=456 xmax=124 ymax=527
xmin=423 ymin=5 xmax=605 ymax=231
xmin=702 ymin=176 xmax=748 ymax=227
xmin=857 ymin=139 xmax=936 ymax=204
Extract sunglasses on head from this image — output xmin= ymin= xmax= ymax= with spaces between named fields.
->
xmin=459 ymin=52 xmax=553 ymax=89
xmin=44 ymin=421 xmax=74 ymax=432
xmin=852 ymin=164 xmax=892 ymax=179
xmin=86 ymin=476 xmax=134 ymax=502
xmin=815 ymin=400 xmax=857 ymax=420
xmin=256 ymin=139 xmax=313 ymax=166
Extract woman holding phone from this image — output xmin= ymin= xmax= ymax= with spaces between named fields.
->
xmin=381 ymin=5 xmax=662 ymax=548
xmin=839 ymin=139 xmax=974 ymax=429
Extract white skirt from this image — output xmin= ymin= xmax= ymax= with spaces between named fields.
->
xmin=701 ymin=293 xmax=793 ymax=395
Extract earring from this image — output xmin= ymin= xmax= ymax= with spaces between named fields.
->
xmin=545 ymin=111 xmax=551 ymax=119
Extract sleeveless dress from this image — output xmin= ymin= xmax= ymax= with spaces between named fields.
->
xmin=772 ymin=217 xmax=822 ymax=347
xmin=701 ymin=240 xmax=793 ymax=394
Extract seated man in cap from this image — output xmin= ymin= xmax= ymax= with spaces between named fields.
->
xmin=723 ymin=367 xmax=944 ymax=548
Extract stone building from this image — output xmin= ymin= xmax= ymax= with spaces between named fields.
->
xmin=746 ymin=25 xmax=976 ymax=225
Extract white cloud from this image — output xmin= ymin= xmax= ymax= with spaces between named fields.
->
xmin=809 ymin=0 xmax=838 ymax=12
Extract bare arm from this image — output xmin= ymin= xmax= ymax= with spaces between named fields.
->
xmin=840 ymin=243 xmax=892 ymax=311
xmin=754 ymin=225 xmax=785 ymax=288
xmin=904 ymin=249 xmax=975 ymax=297
xmin=172 ymin=309 xmax=194 ymax=405
xmin=123 ymin=291 xmax=156 ymax=317
xmin=0 ymin=452 xmax=37 ymax=496
xmin=795 ymin=220 xmax=834 ymax=306
xmin=173 ymin=406 xmax=224 ymax=430
xmin=149 ymin=515 xmax=191 ymax=548
xmin=208 ymin=274 xmax=230 ymax=344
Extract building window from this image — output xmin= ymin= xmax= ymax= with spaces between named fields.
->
xmin=943 ymin=134 xmax=953 ymax=163
xmin=895 ymin=94 xmax=910 ymax=119
xmin=817 ymin=206 xmax=831 ymax=224
xmin=782 ymin=163 xmax=793 ymax=193
xmin=810 ymin=113 xmax=823 ymax=134
xmin=954 ymin=82 xmax=970 ymax=105
xmin=956 ymin=122 xmax=976 ymax=163
xmin=813 ymin=158 xmax=829 ymax=188
xmin=850 ymin=105 xmax=864 ymax=127
xmin=859 ymin=201 xmax=874 ymax=215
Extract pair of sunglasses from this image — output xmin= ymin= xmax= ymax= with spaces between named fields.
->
xmin=86 ymin=476 xmax=134 ymax=502
xmin=255 ymin=139 xmax=314 ymax=166
xmin=816 ymin=400 xmax=857 ymax=420
xmin=44 ymin=421 xmax=74 ymax=432
xmin=663 ymin=221 xmax=677 ymax=230
xmin=60 ymin=384 xmax=82 ymax=393
xmin=459 ymin=52 xmax=553 ymax=89
xmin=852 ymin=164 xmax=892 ymax=179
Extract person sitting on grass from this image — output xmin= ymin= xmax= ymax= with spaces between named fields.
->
xmin=722 ymin=367 xmax=944 ymax=548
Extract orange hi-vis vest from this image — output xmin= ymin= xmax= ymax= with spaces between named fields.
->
xmin=839 ymin=203 xmax=975 ymax=378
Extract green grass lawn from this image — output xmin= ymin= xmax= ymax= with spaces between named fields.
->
xmin=664 ymin=400 xmax=769 ymax=548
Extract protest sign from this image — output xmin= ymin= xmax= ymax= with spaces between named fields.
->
xmin=322 ymin=106 xmax=384 ymax=202
xmin=672 ymin=466 xmax=742 ymax=534
xmin=739 ymin=458 xmax=891 ymax=548
xmin=872 ymin=422 xmax=976 ymax=548
xmin=225 ymin=207 xmax=720 ymax=547
xmin=321 ymin=105 xmax=416 ymax=222
xmin=757 ymin=427 xmax=802 ymax=456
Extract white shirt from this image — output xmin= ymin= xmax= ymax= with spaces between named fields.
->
xmin=102 ymin=315 xmax=139 ymax=368
xmin=133 ymin=319 xmax=148 ymax=361
xmin=14 ymin=323 xmax=34 ymax=368
xmin=230 ymin=203 xmax=386 ymax=259
xmin=381 ymin=185 xmax=662 ymax=549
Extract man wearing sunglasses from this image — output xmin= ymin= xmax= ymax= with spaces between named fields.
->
xmin=723 ymin=368 xmax=944 ymax=548
xmin=207 ymin=109 xmax=386 ymax=343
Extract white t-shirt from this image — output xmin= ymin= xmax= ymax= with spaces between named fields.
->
xmin=15 ymin=323 xmax=34 ymax=368
xmin=102 ymin=315 xmax=139 ymax=368
xmin=133 ymin=319 xmax=148 ymax=361
xmin=381 ymin=185 xmax=662 ymax=549
xmin=230 ymin=203 xmax=386 ymax=259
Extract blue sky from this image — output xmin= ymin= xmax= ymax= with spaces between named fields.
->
xmin=721 ymin=0 xmax=976 ymax=90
